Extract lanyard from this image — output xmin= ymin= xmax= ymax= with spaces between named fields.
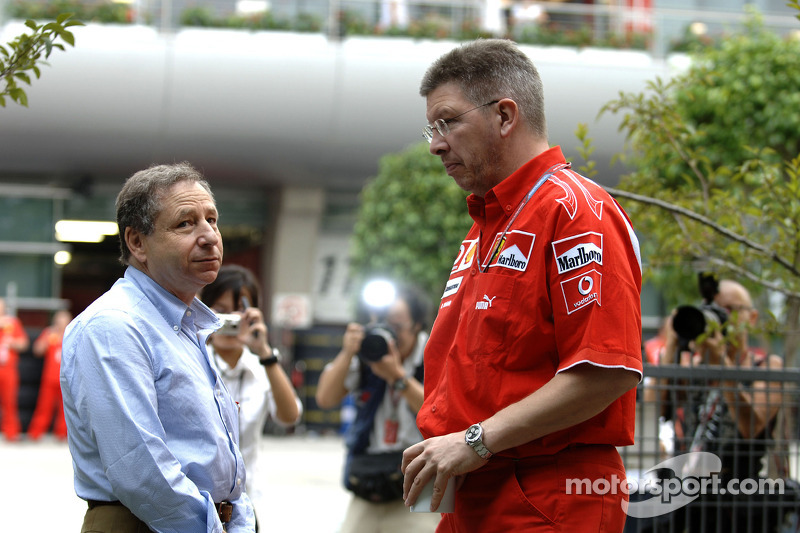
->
xmin=481 ymin=162 xmax=570 ymax=273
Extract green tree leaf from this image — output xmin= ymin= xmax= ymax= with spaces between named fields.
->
xmin=350 ymin=142 xmax=472 ymax=305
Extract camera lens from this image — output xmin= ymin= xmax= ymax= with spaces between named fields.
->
xmin=358 ymin=325 xmax=395 ymax=362
xmin=672 ymin=303 xmax=729 ymax=341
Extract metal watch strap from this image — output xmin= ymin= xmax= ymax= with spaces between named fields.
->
xmin=466 ymin=422 xmax=493 ymax=459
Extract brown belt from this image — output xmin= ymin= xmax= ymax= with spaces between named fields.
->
xmin=87 ymin=500 xmax=234 ymax=523
xmin=216 ymin=501 xmax=233 ymax=523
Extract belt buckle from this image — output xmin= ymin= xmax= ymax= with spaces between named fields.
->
xmin=217 ymin=501 xmax=233 ymax=524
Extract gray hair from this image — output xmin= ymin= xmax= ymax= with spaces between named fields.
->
xmin=419 ymin=39 xmax=547 ymax=139
xmin=116 ymin=161 xmax=213 ymax=265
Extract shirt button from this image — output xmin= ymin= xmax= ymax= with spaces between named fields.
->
xmin=505 ymin=204 xmax=512 ymax=211
xmin=431 ymin=405 xmax=437 ymax=413
xmin=173 ymin=325 xmax=179 ymax=331
xmin=470 ymin=269 xmax=477 ymax=276
xmin=186 ymin=310 xmax=192 ymax=317
xmin=237 ymin=478 xmax=242 ymax=486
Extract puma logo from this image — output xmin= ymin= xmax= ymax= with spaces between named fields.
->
xmin=475 ymin=294 xmax=496 ymax=310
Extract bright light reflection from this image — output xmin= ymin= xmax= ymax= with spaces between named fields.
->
xmin=54 ymin=250 xmax=72 ymax=265
xmin=55 ymin=220 xmax=119 ymax=243
xmin=362 ymin=279 xmax=396 ymax=310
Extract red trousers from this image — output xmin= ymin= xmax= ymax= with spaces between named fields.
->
xmin=437 ymin=444 xmax=629 ymax=533
xmin=27 ymin=378 xmax=67 ymax=439
xmin=0 ymin=363 xmax=21 ymax=440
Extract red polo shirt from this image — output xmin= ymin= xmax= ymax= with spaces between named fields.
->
xmin=417 ymin=146 xmax=643 ymax=458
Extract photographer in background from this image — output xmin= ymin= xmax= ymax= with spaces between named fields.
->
xmin=660 ymin=277 xmax=785 ymax=532
xmin=316 ymin=284 xmax=440 ymax=533
xmin=200 ymin=264 xmax=302 ymax=531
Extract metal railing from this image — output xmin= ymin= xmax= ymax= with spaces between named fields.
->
xmin=622 ymin=363 xmax=800 ymax=532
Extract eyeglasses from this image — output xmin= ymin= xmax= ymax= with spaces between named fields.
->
xmin=422 ymin=100 xmax=500 ymax=143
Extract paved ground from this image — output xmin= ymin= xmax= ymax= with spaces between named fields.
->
xmin=0 ymin=433 xmax=352 ymax=532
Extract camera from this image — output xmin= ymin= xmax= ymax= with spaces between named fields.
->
xmin=215 ymin=313 xmax=241 ymax=336
xmin=358 ymin=323 xmax=396 ymax=363
xmin=672 ymin=302 xmax=729 ymax=341
xmin=671 ymin=273 xmax=729 ymax=341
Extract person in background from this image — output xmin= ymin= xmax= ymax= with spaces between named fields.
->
xmin=61 ymin=162 xmax=255 ymax=532
xmin=200 ymin=264 xmax=302 ymax=529
xmin=661 ymin=278 xmax=785 ymax=532
xmin=316 ymin=285 xmax=440 ymax=533
xmin=28 ymin=309 xmax=72 ymax=441
xmin=0 ymin=297 xmax=30 ymax=442
xmin=402 ymin=39 xmax=643 ymax=532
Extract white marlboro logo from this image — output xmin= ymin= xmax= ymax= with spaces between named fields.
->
xmin=560 ymin=269 xmax=602 ymax=314
xmin=552 ymin=232 xmax=603 ymax=274
xmin=484 ymin=230 xmax=535 ymax=271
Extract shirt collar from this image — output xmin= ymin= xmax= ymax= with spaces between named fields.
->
xmin=124 ymin=266 xmax=220 ymax=334
xmin=467 ymin=146 xmax=566 ymax=226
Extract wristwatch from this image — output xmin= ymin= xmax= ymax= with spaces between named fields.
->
xmin=391 ymin=376 xmax=409 ymax=392
xmin=259 ymin=347 xmax=280 ymax=367
xmin=465 ymin=423 xmax=493 ymax=459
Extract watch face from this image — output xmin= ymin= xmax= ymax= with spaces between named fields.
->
xmin=466 ymin=424 xmax=481 ymax=443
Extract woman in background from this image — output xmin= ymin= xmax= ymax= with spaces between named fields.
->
xmin=200 ymin=264 xmax=302 ymax=530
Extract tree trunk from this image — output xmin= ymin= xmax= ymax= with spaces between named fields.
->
xmin=783 ymin=295 xmax=800 ymax=368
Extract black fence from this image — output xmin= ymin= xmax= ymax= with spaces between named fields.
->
xmin=621 ymin=362 xmax=800 ymax=533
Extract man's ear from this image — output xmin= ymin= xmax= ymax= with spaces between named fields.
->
xmin=497 ymin=98 xmax=520 ymax=138
xmin=125 ymin=227 xmax=147 ymax=264
xmin=748 ymin=308 xmax=759 ymax=326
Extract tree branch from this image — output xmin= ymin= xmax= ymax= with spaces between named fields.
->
xmin=700 ymin=256 xmax=800 ymax=299
xmin=604 ymin=185 xmax=800 ymax=278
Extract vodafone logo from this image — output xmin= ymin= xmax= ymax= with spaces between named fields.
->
xmin=578 ymin=275 xmax=594 ymax=295
xmin=560 ymin=269 xmax=602 ymax=314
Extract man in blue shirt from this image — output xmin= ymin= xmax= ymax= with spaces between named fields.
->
xmin=61 ymin=162 xmax=255 ymax=533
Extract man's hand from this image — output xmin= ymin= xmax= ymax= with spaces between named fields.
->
xmin=401 ymin=432 xmax=486 ymax=511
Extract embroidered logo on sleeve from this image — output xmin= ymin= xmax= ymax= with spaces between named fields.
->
xmin=452 ymin=239 xmax=478 ymax=274
xmin=560 ymin=269 xmax=602 ymax=314
xmin=552 ymin=232 xmax=603 ymax=274
xmin=549 ymin=171 xmax=604 ymax=221
xmin=483 ymin=230 xmax=535 ymax=271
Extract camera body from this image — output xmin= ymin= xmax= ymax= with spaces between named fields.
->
xmin=671 ymin=272 xmax=730 ymax=342
xmin=358 ymin=323 xmax=396 ymax=363
xmin=672 ymin=302 xmax=729 ymax=341
xmin=216 ymin=313 xmax=241 ymax=336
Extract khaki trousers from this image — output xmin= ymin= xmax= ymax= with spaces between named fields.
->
xmin=80 ymin=504 xmax=152 ymax=533
xmin=339 ymin=495 xmax=441 ymax=533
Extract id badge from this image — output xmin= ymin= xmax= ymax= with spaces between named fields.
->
xmin=384 ymin=419 xmax=399 ymax=444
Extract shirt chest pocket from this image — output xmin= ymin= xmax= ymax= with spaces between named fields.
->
xmin=464 ymin=274 xmax=517 ymax=357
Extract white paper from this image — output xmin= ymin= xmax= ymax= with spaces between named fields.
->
xmin=410 ymin=477 xmax=455 ymax=513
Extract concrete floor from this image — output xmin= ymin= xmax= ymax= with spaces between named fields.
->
xmin=0 ymin=433 xmax=353 ymax=532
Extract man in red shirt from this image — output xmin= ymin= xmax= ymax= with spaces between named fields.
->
xmin=0 ymin=298 xmax=30 ymax=441
xmin=402 ymin=40 xmax=643 ymax=532
xmin=28 ymin=309 xmax=72 ymax=440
